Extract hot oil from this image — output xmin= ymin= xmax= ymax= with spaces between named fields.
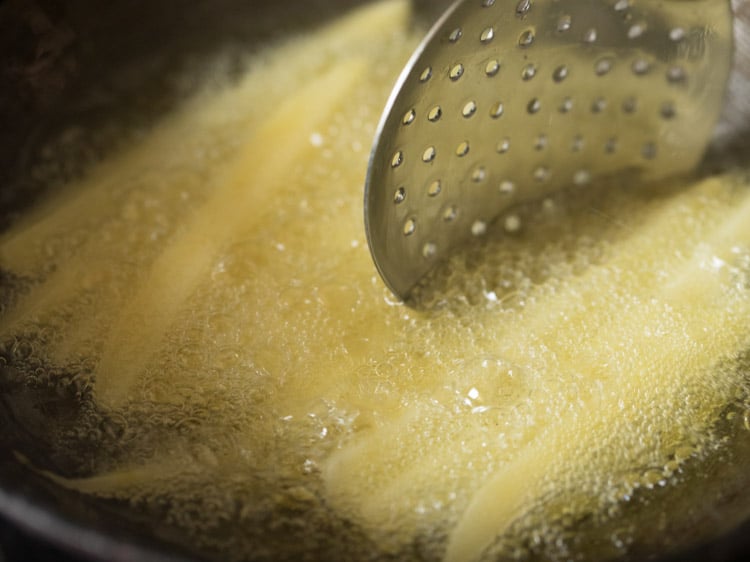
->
xmin=1 ymin=1 xmax=750 ymax=561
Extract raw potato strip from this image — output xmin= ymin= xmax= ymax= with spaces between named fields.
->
xmin=94 ymin=59 xmax=367 ymax=408
xmin=444 ymin=187 xmax=750 ymax=562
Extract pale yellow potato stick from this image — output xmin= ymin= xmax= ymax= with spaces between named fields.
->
xmin=0 ymin=0 xmax=410 ymax=356
xmin=444 ymin=188 xmax=750 ymax=562
xmin=94 ymin=59 xmax=367 ymax=408
xmin=15 ymin=450 xmax=186 ymax=497
xmin=317 ymin=179 xmax=750 ymax=554
xmin=0 ymin=145 xmax=163 ymax=276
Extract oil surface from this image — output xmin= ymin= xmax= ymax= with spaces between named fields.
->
xmin=1 ymin=2 xmax=750 ymax=561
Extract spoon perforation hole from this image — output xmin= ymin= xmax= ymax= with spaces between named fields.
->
xmin=553 ymin=65 xmax=568 ymax=82
xmin=480 ymin=27 xmax=495 ymax=43
xmin=443 ymin=205 xmax=458 ymax=222
xmin=667 ymin=66 xmax=687 ymax=83
xmin=522 ymin=64 xmax=537 ymax=80
xmin=427 ymin=180 xmax=442 ymax=197
xmin=614 ymin=0 xmax=630 ymax=12
xmin=471 ymin=166 xmax=487 ymax=183
xmin=519 ymin=29 xmax=536 ymax=47
xmin=485 ymin=59 xmax=501 ymax=76
xmin=516 ymin=0 xmax=531 ymax=18
xmin=642 ymin=142 xmax=657 ymax=160
xmin=462 ymin=101 xmax=478 ymax=118
xmin=628 ymin=22 xmax=646 ymax=39
xmin=471 ymin=220 xmax=488 ymax=236
xmin=574 ymin=169 xmax=592 ymax=185
xmin=534 ymin=166 xmax=550 ymax=182
xmin=632 ymin=58 xmax=651 ymax=75
xmin=595 ymin=58 xmax=614 ymax=76
xmin=403 ymin=217 xmax=416 ymax=236
xmin=623 ymin=97 xmax=638 ymax=113
xmin=504 ymin=214 xmax=522 ymax=233
xmin=669 ymin=27 xmax=686 ymax=41
xmin=450 ymin=63 xmax=465 ymax=81
xmin=661 ymin=101 xmax=676 ymax=119
xmin=490 ymin=102 xmax=505 ymax=118
xmin=422 ymin=242 xmax=437 ymax=259
xmin=428 ymin=106 xmax=442 ymax=122
xmin=592 ymin=97 xmax=607 ymax=113
xmin=557 ymin=15 xmax=572 ymax=32
xmin=499 ymin=180 xmax=516 ymax=195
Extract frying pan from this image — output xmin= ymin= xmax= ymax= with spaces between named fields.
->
xmin=2 ymin=1 xmax=750 ymax=560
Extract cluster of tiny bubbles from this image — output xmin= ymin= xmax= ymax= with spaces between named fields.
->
xmin=27 ymin=125 xmax=126 ymax=188
xmin=477 ymin=437 xmax=726 ymax=562
xmin=0 ymin=320 xmax=110 ymax=476
xmin=496 ymin=362 xmax=749 ymax=562
xmin=406 ymin=171 xmax=750 ymax=559
xmin=410 ymin=180 xmax=625 ymax=312
xmin=724 ymin=244 xmax=750 ymax=293
xmin=10 ymin=22 xmax=426 ymax=561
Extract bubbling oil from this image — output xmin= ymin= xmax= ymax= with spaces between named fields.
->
xmin=2 ymin=2 xmax=750 ymax=561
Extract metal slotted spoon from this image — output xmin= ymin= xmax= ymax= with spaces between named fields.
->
xmin=364 ymin=0 xmax=735 ymax=302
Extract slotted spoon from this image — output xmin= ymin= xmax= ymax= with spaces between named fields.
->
xmin=365 ymin=0 xmax=737 ymax=302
